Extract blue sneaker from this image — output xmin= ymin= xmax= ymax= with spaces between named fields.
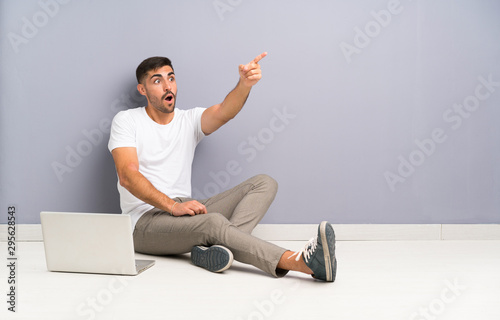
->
xmin=191 ymin=245 xmax=234 ymax=273
xmin=290 ymin=221 xmax=337 ymax=282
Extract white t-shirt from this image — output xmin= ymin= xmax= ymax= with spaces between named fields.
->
xmin=108 ymin=106 xmax=206 ymax=228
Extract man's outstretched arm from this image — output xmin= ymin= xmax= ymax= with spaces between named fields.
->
xmin=201 ymin=52 xmax=267 ymax=135
xmin=111 ymin=147 xmax=207 ymax=216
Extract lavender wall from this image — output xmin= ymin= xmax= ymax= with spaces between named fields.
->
xmin=1 ymin=0 xmax=499 ymax=224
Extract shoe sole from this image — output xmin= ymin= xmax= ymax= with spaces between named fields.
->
xmin=191 ymin=245 xmax=234 ymax=273
xmin=320 ymin=221 xmax=335 ymax=282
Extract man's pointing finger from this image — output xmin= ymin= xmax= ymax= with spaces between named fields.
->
xmin=252 ymin=52 xmax=268 ymax=64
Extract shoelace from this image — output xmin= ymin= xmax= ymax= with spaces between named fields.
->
xmin=288 ymin=236 xmax=318 ymax=263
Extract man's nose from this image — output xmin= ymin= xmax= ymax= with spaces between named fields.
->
xmin=164 ymin=81 xmax=172 ymax=91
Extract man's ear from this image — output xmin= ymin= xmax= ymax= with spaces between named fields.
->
xmin=137 ymin=83 xmax=146 ymax=96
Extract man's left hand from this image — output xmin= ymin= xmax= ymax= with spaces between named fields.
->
xmin=238 ymin=52 xmax=267 ymax=87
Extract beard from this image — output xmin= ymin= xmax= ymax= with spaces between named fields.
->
xmin=149 ymin=90 xmax=177 ymax=114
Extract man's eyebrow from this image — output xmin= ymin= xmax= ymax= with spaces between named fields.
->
xmin=150 ymin=72 xmax=175 ymax=80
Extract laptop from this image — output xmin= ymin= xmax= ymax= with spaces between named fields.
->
xmin=40 ymin=211 xmax=155 ymax=276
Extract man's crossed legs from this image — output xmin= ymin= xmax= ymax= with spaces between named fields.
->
xmin=133 ymin=175 xmax=337 ymax=281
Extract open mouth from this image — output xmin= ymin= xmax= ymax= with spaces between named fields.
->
xmin=164 ymin=92 xmax=175 ymax=103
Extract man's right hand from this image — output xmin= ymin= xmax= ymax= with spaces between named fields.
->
xmin=171 ymin=200 xmax=207 ymax=216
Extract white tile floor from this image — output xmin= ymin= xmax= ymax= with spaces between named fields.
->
xmin=1 ymin=240 xmax=499 ymax=320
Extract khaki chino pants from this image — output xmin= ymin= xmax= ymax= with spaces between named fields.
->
xmin=133 ymin=174 xmax=288 ymax=277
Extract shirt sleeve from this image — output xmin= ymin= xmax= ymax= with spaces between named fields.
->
xmin=108 ymin=111 xmax=137 ymax=152
xmin=191 ymin=107 xmax=207 ymax=143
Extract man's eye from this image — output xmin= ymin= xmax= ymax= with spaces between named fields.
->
xmin=154 ymin=79 xmax=160 ymax=84
xmin=169 ymin=77 xmax=175 ymax=82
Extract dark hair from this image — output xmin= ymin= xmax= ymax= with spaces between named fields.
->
xmin=136 ymin=56 xmax=174 ymax=84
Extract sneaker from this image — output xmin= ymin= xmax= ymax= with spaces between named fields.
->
xmin=191 ymin=245 xmax=234 ymax=273
xmin=290 ymin=221 xmax=337 ymax=282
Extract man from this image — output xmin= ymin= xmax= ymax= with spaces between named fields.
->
xmin=108 ymin=53 xmax=337 ymax=281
